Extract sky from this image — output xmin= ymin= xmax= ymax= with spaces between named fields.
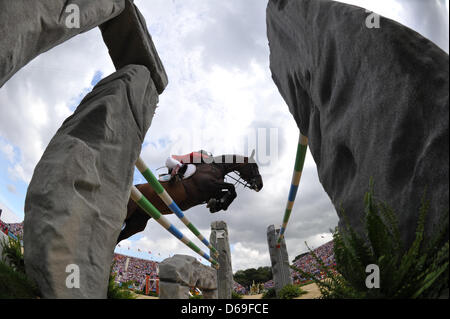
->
xmin=0 ymin=0 xmax=448 ymax=271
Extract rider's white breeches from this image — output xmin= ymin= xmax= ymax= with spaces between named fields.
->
xmin=166 ymin=156 xmax=181 ymax=169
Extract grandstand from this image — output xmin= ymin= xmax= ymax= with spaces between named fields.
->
xmin=0 ymin=218 xmax=336 ymax=294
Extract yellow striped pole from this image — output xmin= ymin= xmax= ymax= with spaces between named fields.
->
xmin=277 ymin=133 xmax=308 ymax=247
xmin=130 ymin=186 xmax=219 ymax=269
xmin=135 ymin=157 xmax=219 ymax=258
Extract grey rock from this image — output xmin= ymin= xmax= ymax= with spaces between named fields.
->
xmin=159 ymin=281 xmax=190 ymax=299
xmin=24 ymin=64 xmax=158 ymax=298
xmin=210 ymin=221 xmax=233 ymax=299
xmin=0 ymin=0 xmax=125 ymax=87
xmin=267 ymin=0 xmax=449 ymax=246
xmin=267 ymin=225 xmax=292 ymax=295
xmin=100 ymin=0 xmax=168 ymax=94
xmin=159 ymin=254 xmax=217 ymax=299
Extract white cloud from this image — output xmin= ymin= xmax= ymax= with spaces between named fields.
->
xmin=340 ymin=0 xmax=449 ymax=52
xmin=0 ymin=141 xmax=15 ymax=162
xmin=6 ymin=184 xmax=16 ymax=194
xmin=232 ymin=242 xmax=270 ymax=271
xmin=0 ymin=0 xmax=447 ymax=272
xmin=0 ymin=201 xmax=21 ymax=223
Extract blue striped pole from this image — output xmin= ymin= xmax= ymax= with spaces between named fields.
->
xmin=130 ymin=186 xmax=219 ymax=269
xmin=277 ymin=133 xmax=308 ymax=246
xmin=135 ymin=157 xmax=219 ymax=258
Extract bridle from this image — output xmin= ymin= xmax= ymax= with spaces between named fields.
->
xmin=225 ymin=162 xmax=260 ymax=191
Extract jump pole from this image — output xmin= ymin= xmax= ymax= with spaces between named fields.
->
xmin=135 ymin=157 xmax=219 ymax=258
xmin=130 ymin=185 xmax=219 ymax=269
xmin=277 ymin=133 xmax=308 ymax=247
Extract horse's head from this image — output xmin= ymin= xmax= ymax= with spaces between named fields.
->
xmin=239 ymin=150 xmax=263 ymax=192
xmin=240 ymin=163 xmax=263 ymax=192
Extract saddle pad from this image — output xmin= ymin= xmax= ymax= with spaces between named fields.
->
xmin=183 ymin=164 xmax=196 ymax=179
xmin=158 ymin=174 xmax=171 ymax=182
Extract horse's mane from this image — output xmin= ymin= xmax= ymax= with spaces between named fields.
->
xmin=211 ymin=154 xmax=255 ymax=164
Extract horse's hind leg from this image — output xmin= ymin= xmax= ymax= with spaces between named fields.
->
xmin=116 ymin=208 xmax=151 ymax=243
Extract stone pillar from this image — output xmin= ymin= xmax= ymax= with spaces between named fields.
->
xmin=159 ymin=255 xmax=217 ymax=299
xmin=24 ymin=64 xmax=159 ymax=298
xmin=0 ymin=0 xmax=125 ymax=88
xmin=267 ymin=225 xmax=292 ymax=296
xmin=266 ymin=0 xmax=449 ymax=247
xmin=210 ymin=221 xmax=233 ymax=299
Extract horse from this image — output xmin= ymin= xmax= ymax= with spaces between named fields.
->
xmin=117 ymin=153 xmax=263 ymax=243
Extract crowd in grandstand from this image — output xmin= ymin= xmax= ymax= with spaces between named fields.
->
xmin=264 ymin=279 xmax=274 ymax=289
xmin=112 ymin=253 xmax=159 ymax=286
xmin=233 ymin=281 xmax=247 ymax=294
xmin=5 ymin=222 xmax=23 ymax=238
xmin=0 ymin=219 xmax=8 ymax=236
xmin=0 ymin=219 xmax=23 ymax=239
xmin=291 ymin=240 xmax=335 ymax=283
xmin=0 ymin=214 xmax=336 ymax=295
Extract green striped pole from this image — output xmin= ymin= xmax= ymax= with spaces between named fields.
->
xmin=130 ymin=186 xmax=219 ymax=269
xmin=277 ymin=133 xmax=308 ymax=247
xmin=135 ymin=157 xmax=219 ymax=258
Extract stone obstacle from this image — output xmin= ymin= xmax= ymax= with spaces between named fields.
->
xmin=267 ymin=225 xmax=292 ymax=296
xmin=130 ymin=186 xmax=219 ymax=269
xmin=24 ymin=64 xmax=160 ymax=299
xmin=210 ymin=221 xmax=233 ymax=299
xmin=157 ymin=221 xmax=233 ymax=299
xmin=267 ymin=0 xmax=449 ymax=247
xmin=277 ymin=133 xmax=308 ymax=245
xmin=135 ymin=157 xmax=219 ymax=258
xmin=16 ymin=0 xmax=169 ymax=298
xmin=158 ymin=255 xmax=218 ymax=299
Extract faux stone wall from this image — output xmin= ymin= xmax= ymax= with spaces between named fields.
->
xmin=159 ymin=255 xmax=218 ymax=299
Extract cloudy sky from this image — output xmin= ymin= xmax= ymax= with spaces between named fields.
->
xmin=0 ymin=0 xmax=448 ymax=271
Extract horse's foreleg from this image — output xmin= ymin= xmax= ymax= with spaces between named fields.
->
xmin=117 ymin=207 xmax=151 ymax=243
xmin=209 ymin=182 xmax=236 ymax=212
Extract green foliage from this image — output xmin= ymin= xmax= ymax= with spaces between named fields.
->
xmin=278 ymin=284 xmax=307 ymax=299
xmin=107 ymin=271 xmax=136 ymax=299
xmin=1 ymin=236 xmax=25 ymax=274
xmin=261 ymin=288 xmax=276 ymax=299
xmin=231 ymin=291 xmax=243 ymax=299
xmin=233 ymin=266 xmax=272 ymax=288
xmin=189 ymin=294 xmax=203 ymax=299
xmin=292 ymin=183 xmax=449 ymax=299
xmin=0 ymin=236 xmax=40 ymax=298
xmin=0 ymin=260 xmax=40 ymax=299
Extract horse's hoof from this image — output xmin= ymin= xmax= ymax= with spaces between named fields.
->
xmin=207 ymin=199 xmax=217 ymax=208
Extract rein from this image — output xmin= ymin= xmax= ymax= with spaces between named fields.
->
xmin=225 ymin=172 xmax=251 ymax=189
xmin=208 ymin=156 xmax=259 ymax=190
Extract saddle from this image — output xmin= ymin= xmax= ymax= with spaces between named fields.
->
xmin=158 ymin=164 xmax=196 ymax=182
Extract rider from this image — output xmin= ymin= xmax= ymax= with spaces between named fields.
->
xmin=165 ymin=150 xmax=212 ymax=181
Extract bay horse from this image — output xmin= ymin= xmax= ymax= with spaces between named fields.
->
xmin=117 ymin=153 xmax=263 ymax=243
